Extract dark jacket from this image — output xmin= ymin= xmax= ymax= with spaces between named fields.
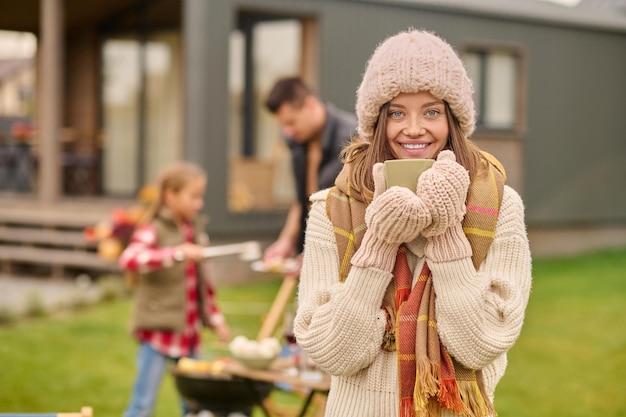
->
xmin=287 ymin=103 xmax=357 ymax=253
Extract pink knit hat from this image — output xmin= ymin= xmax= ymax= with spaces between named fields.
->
xmin=356 ymin=29 xmax=475 ymax=140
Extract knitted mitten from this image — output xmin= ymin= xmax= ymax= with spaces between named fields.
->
xmin=352 ymin=162 xmax=431 ymax=270
xmin=417 ymin=151 xmax=472 ymax=262
xmin=416 ymin=150 xmax=470 ymax=237
xmin=424 ymin=222 xmax=472 ymax=262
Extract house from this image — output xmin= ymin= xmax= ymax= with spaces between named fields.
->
xmin=0 ymin=0 xmax=624 ymax=259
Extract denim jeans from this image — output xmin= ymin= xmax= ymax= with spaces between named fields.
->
xmin=124 ymin=342 xmax=196 ymax=417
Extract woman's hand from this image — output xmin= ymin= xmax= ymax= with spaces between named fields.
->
xmin=416 ymin=150 xmax=470 ymax=237
xmin=351 ymin=162 xmax=431 ymax=270
xmin=365 ymin=163 xmax=431 ymax=245
xmin=416 ymin=151 xmax=472 ymax=262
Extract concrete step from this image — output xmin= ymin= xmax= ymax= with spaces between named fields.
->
xmin=0 ymin=205 xmax=112 ymax=230
xmin=0 ymin=199 xmax=123 ymax=278
xmin=0 ymin=225 xmax=94 ymax=248
xmin=0 ymin=245 xmax=119 ymax=276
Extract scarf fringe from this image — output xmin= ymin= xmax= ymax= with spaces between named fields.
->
xmin=427 ymin=398 xmax=442 ymax=417
xmin=454 ymin=380 xmax=497 ymax=417
xmin=438 ymin=377 xmax=469 ymax=416
xmin=401 ymin=397 xmax=415 ymax=417
xmin=413 ymin=357 xmax=440 ymax=417
xmin=416 ymin=357 xmax=441 ymax=396
xmin=412 ymin=378 xmax=495 ymax=417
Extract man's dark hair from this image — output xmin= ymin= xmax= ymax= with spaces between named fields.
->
xmin=265 ymin=77 xmax=315 ymax=113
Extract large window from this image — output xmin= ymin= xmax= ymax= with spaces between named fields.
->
xmin=102 ymin=31 xmax=182 ymax=196
xmin=463 ymin=46 xmax=524 ymax=132
xmin=0 ymin=30 xmax=36 ymax=193
xmin=0 ymin=31 xmax=36 ymax=120
xmin=462 ymin=43 xmax=527 ymax=194
xmin=228 ymin=14 xmax=316 ymax=213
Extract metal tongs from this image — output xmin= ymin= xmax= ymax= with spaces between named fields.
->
xmin=201 ymin=240 xmax=262 ymax=261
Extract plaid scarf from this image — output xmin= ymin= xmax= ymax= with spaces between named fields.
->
xmin=327 ymin=153 xmax=505 ymax=417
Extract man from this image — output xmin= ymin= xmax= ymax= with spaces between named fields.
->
xmin=263 ymin=77 xmax=357 ymax=274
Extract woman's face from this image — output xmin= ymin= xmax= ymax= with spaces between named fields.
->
xmin=385 ymin=91 xmax=449 ymax=160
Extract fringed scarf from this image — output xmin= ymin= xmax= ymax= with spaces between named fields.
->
xmin=327 ymin=153 xmax=506 ymax=417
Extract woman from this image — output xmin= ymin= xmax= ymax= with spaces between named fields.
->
xmin=294 ymin=29 xmax=532 ymax=417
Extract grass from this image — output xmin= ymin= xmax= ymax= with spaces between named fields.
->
xmin=0 ymin=278 xmax=291 ymax=417
xmin=1 ymin=249 xmax=625 ymax=416
xmin=495 ymin=249 xmax=626 ymax=417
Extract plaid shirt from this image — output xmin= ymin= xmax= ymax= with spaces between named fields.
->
xmin=119 ymin=222 xmax=224 ymax=358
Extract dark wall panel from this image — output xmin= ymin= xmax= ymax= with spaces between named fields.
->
xmin=195 ymin=0 xmax=626 ymax=235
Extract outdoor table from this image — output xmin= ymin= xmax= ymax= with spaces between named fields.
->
xmin=223 ymin=357 xmax=330 ymax=417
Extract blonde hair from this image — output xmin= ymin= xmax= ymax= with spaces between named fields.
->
xmin=340 ymin=101 xmax=481 ymax=204
xmin=141 ymin=161 xmax=207 ymax=223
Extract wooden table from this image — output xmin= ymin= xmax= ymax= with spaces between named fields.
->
xmin=223 ymin=358 xmax=330 ymax=417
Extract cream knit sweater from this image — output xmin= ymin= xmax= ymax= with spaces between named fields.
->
xmin=294 ymin=185 xmax=532 ymax=417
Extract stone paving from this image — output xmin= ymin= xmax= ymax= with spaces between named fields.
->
xmin=0 ymin=273 xmax=102 ymax=317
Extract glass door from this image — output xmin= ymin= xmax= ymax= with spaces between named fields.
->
xmin=101 ymin=30 xmax=182 ymax=196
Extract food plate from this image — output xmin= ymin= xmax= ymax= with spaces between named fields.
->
xmin=232 ymin=354 xmax=277 ymax=370
xmin=251 ymin=258 xmax=299 ymax=274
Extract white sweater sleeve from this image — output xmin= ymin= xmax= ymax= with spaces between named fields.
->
xmin=294 ymin=191 xmax=392 ymax=376
xmin=430 ymin=185 xmax=532 ymax=370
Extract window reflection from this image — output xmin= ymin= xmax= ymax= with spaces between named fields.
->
xmin=102 ymin=32 xmax=182 ymax=196
xmin=464 ymin=49 xmax=519 ymax=131
xmin=102 ymin=39 xmax=140 ymax=195
xmin=228 ymin=19 xmax=304 ymax=212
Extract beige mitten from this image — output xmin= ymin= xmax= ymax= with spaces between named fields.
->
xmin=351 ymin=162 xmax=431 ymax=270
xmin=418 ymin=151 xmax=472 ymax=262
xmin=424 ymin=222 xmax=472 ymax=262
xmin=416 ymin=150 xmax=470 ymax=238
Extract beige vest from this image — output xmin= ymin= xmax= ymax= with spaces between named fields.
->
xmin=130 ymin=212 xmax=210 ymax=333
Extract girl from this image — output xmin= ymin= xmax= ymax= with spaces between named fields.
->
xmin=120 ymin=162 xmax=231 ymax=417
xmin=294 ymin=29 xmax=532 ymax=417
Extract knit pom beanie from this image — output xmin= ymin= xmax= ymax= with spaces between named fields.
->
xmin=356 ymin=29 xmax=475 ymax=140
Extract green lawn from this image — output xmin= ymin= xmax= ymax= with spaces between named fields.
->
xmin=1 ymin=249 xmax=625 ymax=416
xmin=495 ymin=249 xmax=626 ymax=417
